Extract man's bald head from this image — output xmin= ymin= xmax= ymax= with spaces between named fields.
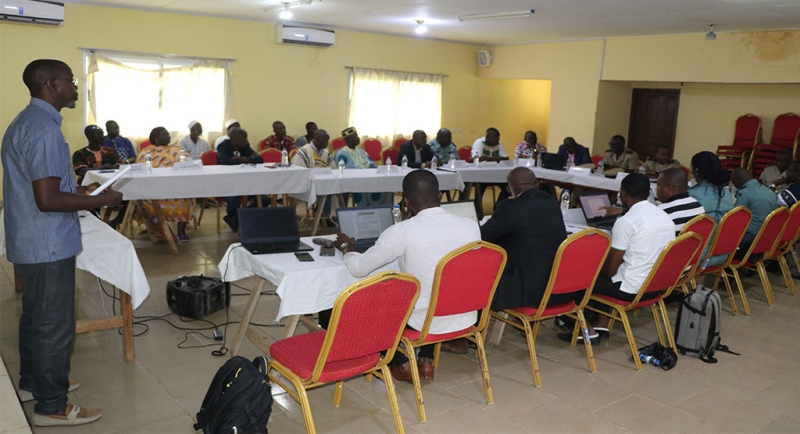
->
xmin=507 ymin=167 xmax=539 ymax=197
xmin=730 ymin=168 xmax=752 ymax=189
xmin=655 ymin=168 xmax=689 ymax=203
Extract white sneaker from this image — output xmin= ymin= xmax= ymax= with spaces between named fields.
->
xmin=17 ymin=380 xmax=81 ymax=403
xmin=32 ymin=403 xmax=102 ymax=427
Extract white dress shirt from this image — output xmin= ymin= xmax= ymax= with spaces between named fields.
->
xmin=342 ymin=207 xmax=481 ymax=334
xmin=471 ymin=137 xmax=508 ymax=159
xmin=611 ymin=200 xmax=675 ymax=294
xmin=178 ymin=135 xmax=211 ymax=160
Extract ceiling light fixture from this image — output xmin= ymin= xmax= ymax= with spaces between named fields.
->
xmin=459 ymin=9 xmax=534 ymax=22
xmin=263 ymin=0 xmax=313 ymax=15
xmin=705 ymin=24 xmax=716 ymax=41
xmin=415 ymin=20 xmax=427 ymax=34
xmin=279 ymin=8 xmax=293 ymax=20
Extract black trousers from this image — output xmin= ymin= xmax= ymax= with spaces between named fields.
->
xmin=16 ymin=256 xmax=76 ymax=415
xmin=225 ymin=195 xmax=272 ymax=218
xmin=592 ymin=275 xmax=661 ymax=304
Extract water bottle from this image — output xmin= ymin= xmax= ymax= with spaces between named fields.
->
xmin=560 ymin=189 xmax=570 ymax=216
xmin=281 ymin=149 xmax=289 ymax=167
xmin=639 ymin=164 xmax=646 ymax=175
xmin=596 ymin=160 xmax=604 ymax=177
xmin=430 ymin=156 xmax=437 ymax=171
xmin=473 ymin=155 xmax=480 ymax=168
xmin=401 ymin=155 xmax=408 ymax=171
xmin=525 ymin=158 xmax=532 ymax=167
xmin=144 ymin=151 xmax=153 ymax=175
xmin=392 ymin=204 xmax=402 ymax=223
xmin=449 ymin=152 xmax=456 ymax=169
xmin=566 ymin=158 xmax=574 ymax=171
xmin=385 ymin=157 xmax=392 ymax=174
xmin=639 ymin=352 xmax=661 ymax=366
xmin=536 ymin=153 xmax=542 ymax=168
xmin=338 ymin=158 xmax=345 ymax=177
xmin=178 ymin=149 xmax=187 ymax=162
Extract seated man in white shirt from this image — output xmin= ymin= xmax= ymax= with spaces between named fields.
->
xmin=559 ymin=173 xmax=675 ymax=343
xmin=178 ymin=120 xmax=210 ymax=160
xmin=471 ymin=127 xmax=511 ymax=206
xmin=335 ymin=169 xmax=481 ymax=383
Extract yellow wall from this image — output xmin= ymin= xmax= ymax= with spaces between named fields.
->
xmin=592 ymin=81 xmax=631 ymax=155
xmin=476 ymin=78 xmax=551 ymax=155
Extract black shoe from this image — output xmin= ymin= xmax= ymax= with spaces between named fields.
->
xmin=223 ymin=215 xmax=239 ymax=232
xmin=594 ymin=327 xmax=610 ymax=341
xmin=555 ymin=315 xmax=576 ymax=331
xmin=739 ymin=269 xmax=756 ymax=278
xmin=558 ymin=331 xmax=599 ymax=345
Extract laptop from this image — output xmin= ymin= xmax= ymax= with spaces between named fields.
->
xmin=578 ymin=193 xmax=619 ymax=230
xmin=238 ymin=207 xmax=313 ymax=255
xmin=539 ymin=153 xmax=566 ymax=171
xmin=441 ymin=201 xmax=479 ymax=223
xmin=336 ymin=205 xmax=394 ymax=253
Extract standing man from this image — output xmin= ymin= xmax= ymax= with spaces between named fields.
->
xmin=602 ymin=135 xmax=640 ymax=174
xmin=102 ymin=120 xmax=136 ymax=164
xmin=398 ymin=130 xmax=433 ymax=168
xmin=2 ymin=59 xmax=122 ymax=426
xmin=259 ymin=120 xmax=295 ymax=152
xmin=428 ymin=128 xmax=459 ymax=165
xmin=178 ymin=120 xmax=210 ymax=160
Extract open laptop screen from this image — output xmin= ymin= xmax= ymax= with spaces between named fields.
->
xmin=337 ymin=205 xmax=394 ymax=240
xmin=441 ymin=201 xmax=478 ymax=223
xmin=239 ymin=207 xmax=301 ymax=244
xmin=579 ymin=194 xmax=612 ymax=220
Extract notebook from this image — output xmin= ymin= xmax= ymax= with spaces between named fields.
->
xmin=578 ymin=193 xmax=619 ymax=230
xmin=441 ymin=201 xmax=479 ymax=223
xmin=336 ymin=205 xmax=395 ymax=253
xmin=238 ymin=207 xmax=313 ymax=255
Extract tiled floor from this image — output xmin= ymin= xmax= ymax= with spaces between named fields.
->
xmin=1 ymin=201 xmax=799 ymax=433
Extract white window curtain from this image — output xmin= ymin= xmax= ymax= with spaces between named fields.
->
xmin=86 ymin=52 xmax=229 ymax=144
xmin=347 ymin=67 xmax=442 ymax=146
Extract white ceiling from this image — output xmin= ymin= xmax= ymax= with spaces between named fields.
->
xmin=64 ymin=0 xmax=800 ymax=45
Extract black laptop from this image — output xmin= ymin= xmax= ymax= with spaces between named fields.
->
xmin=578 ymin=193 xmax=619 ymax=230
xmin=336 ymin=205 xmax=394 ymax=253
xmin=539 ymin=153 xmax=566 ymax=171
xmin=238 ymin=207 xmax=313 ymax=255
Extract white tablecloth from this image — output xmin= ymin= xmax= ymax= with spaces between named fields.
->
xmin=0 ymin=210 xmax=150 ymax=309
xmin=218 ymin=236 xmax=399 ymax=321
xmin=83 ymin=165 xmax=316 ymax=203
xmin=455 ymin=164 xmax=622 ymax=192
xmin=312 ymin=168 xmax=465 ymax=196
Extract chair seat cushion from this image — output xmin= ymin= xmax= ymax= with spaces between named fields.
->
xmin=270 ymin=331 xmax=380 ymax=383
xmin=511 ymin=301 xmax=577 ymax=317
xmin=402 ymin=326 xmax=471 ymax=344
xmin=593 ymin=294 xmax=661 ymax=309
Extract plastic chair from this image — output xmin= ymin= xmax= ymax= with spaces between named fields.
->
xmin=398 ymin=241 xmax=507 ymax=422
xmin=331 ymin=138 xmax=346 ymax=152
xmin=716 ymin=114 xmax=762 ymax=171
xmin=259 ymin=149 xmax=283 ymax=163
xmin=268 ymin=272 xmax=420 ymax=434
xmin=457 ymin=146 xmax=472 ymax=163
xmin=720 ymin=207 xmax=791 ymax=308
xmin=491 ymin=229 xmax=611 ymax=387
xmin=363 ymin=138 xmax=383 ymax=162
xmin=695 ymin=207 xmax=753 ymax=315
xmin=748 ymin=113 xmax=800 ymax=176
xmin=139 ymin=140 xmax=153 ymax=153
xmin=381 ymin=147 xmax=400 ymax=165
xmin=196 ymin=150 xmax=224 ymax=233
xmin=393 ymin=138 xmax=407 ymax=149
xmin=675 ymin=214 xmax=716 ymax=294
xmin=588 ymin=233 xmax=703 ymax=371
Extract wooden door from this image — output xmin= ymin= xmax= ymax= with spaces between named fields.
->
xmin=627 ymin=89 xmax=680 ymax=161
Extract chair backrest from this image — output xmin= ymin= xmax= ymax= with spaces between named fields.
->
xmin=732 ymin=114 xmax=762 ymax=147
xmin=537 ymin=229 xmax=611 ymax=312
xmin=457 ymin=146 xmax=472 ymax=163
xmin=736 ymin=207 xmax=790 ymax=264
xmin=139 ymin=140 xmax=153 ymax=152
xmin=313 ymin=272 xmax=420 ymax=380
xmin=703 ymin=206 xmax=752 ymax=267
xmin=678 ymin=214 xmax=716 ymax=276
xmin=381 ymin=147 xmax=399 ymax=165
xmin=363 ymin=138 xmax=383 ymax=162
xmin=393 ymin=138 xmax=406 ymax=149
xmin=680 ymin=165 xmax=691 ymax=177
xmin=331 ymin=138 xmax=346 ymax=152
xmin=633 ymin=233 xmax=703 ymax=304
xmin=417 ymin=241 xmax=507 ymax=339
xmin=590 ymin=155 xmax=603 ymax=167
xmin=289 ymin=148 xmax=298 ymax=160
xmin=200 ymin=150 xmax=218 ymax=166
xmin=259 ymin=149 xmax=283 ymax=163
xmin=779 ymin=202 xmax=800 ymax=250
xmin=770 ymin=113 xmax=800 ymax=148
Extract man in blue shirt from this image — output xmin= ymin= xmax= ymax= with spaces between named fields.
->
xmin=102 ymin=120 xmax=136 ymax=164
xmin=731 ymin=168 xmax=778 ymax=259
xmin=2 ymin=59 xmax=122 ymax=426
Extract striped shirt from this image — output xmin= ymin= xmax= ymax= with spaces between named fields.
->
xmin=657 ymin=192 xmax=705 ymax=235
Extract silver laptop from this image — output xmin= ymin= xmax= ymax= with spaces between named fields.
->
xmin=441 ymin=201 xmax=478 ymax=223
xmin=336 ymin=205 xmax=394 ymax=253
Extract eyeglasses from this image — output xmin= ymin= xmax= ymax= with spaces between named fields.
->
xmin=50 ymin=78 xmax=78 ymax=87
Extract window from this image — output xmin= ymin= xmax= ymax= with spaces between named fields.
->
xmin=85 ymin=52 xmax=230 ymax=142
xmin=347 ymin=67 xmax=442 ymax=146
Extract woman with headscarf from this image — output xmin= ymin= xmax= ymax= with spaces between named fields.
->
xmin=136 ymin=127 xmax=193 ymax=243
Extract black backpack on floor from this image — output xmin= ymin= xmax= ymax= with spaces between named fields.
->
xmin=194 ymin=356 xmax=273 ymax=433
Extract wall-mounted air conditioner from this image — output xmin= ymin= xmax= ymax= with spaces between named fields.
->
xmin=276 ymin=25 xmax=335 ymax=47
xmin=0 ymin=0 xmax=64 ymax=25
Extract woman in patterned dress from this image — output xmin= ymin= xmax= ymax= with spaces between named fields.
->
xmin=136 ymin=127 xmax=193 ymax=243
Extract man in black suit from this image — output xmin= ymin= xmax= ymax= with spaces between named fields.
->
xmin=397 ymin=130 xmax=433 ymax=168
xmin=480 ymin=167 xmax=569 ymax=310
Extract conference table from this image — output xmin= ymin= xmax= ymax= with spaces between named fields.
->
xmin=0 ymin=210 xmax=150 ymax=362
xmin=218 ymin=235 xmax=399 ymax=355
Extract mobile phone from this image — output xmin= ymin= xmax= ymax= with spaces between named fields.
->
xmin=320 ymin=246 xmax=335 ymax=257
xmin=295 ymin=252 xmax=314 ymax=262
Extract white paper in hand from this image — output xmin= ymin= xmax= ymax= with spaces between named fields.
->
xmin=89 ymin=165 xmax=131 ymax=196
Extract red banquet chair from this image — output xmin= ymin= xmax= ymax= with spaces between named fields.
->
xmin=675 ymin=214 xmax=716 ymax=294
xmin=749 ymin=113 xmax=800 ymax=177
xmin=591 ymin=155 xmax=604 ymax=168
xmin=769 ymin=202 xmax=800 ymax=296
xmin=716 ymin=114 xmax=762 ymax=171
xmin=259 ymin=148 xmax=283 ymax=163
xmin=139 ymin=140 xmax=153 ymax=153
xmin=331 ymin=138 xmax=346 ymax=152
xmin=381 ymin=147 xmax=400 ymax=165
xmin=398 ymin=241 xmax=506 ymax=422
xmin=718 ymin=207 xmax=791 ymax=309
xmin=268 ymin=272 xmax=420 ymax=434
xmin=694 ymin=207 xmax=753 ymax=315
xmin=393 ymin=137 xmax=407 ymax=149
xmin=457 ymin=146 xmax=472 ymax=163
xmin=491 ymin=229 xmax=611 ymax=387
xmin=588 ymin=233 xmax=703 ymax=371
xmin=363 ymin=138 xmax=383 ymax=162
xmin=196 ymin=150 xmax=226 ymax=233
